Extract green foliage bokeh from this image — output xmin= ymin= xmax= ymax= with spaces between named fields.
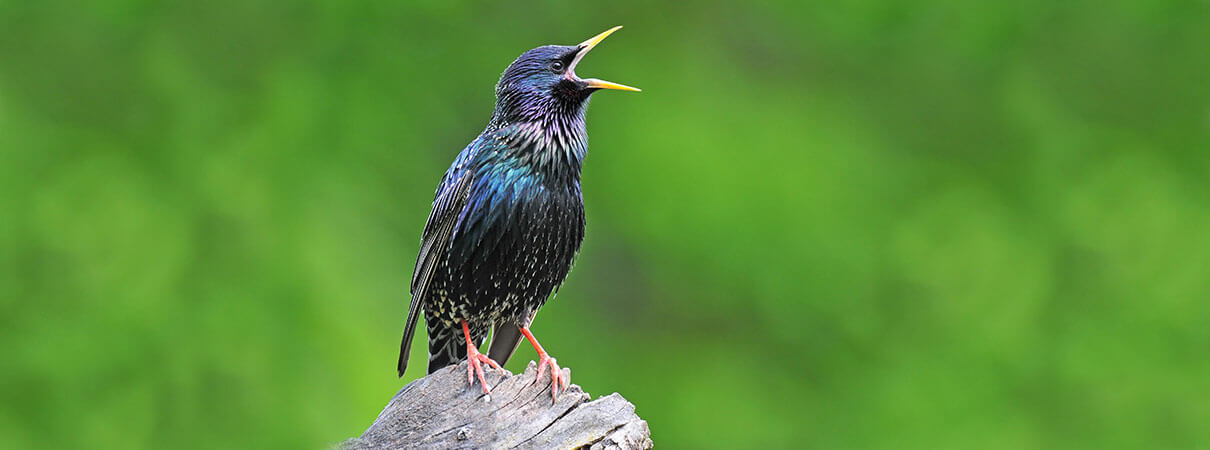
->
xmin=2 ymin=0 xmax=1208 ymax=448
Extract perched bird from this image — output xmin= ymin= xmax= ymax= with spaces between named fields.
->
xmin=397 ymin=26 xmax=639 ymax=399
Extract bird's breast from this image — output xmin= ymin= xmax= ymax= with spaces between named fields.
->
xmin=448 ymin=166 xmax=584 ymax=271
xmin=442 ymin=170 xmax=586 ymax=318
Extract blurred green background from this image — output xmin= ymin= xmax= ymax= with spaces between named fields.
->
xmin=3 ymin=0 xmax=1209 ymax=448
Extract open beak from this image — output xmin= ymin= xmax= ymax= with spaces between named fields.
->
xmin=569 ymin=26 xmax=641 ymax=92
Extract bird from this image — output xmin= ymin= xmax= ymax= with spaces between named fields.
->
xmin=396 ymin=26 xmax=639 ymax=400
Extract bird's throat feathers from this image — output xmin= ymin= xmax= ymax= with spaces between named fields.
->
xmin=485 ymin=100 xmax=590 ymax=182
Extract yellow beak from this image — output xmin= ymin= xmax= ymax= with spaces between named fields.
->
xmin=570 ymin=26 xmax=641 ymax=92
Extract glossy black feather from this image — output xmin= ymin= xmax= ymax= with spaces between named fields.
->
xmin=398 ymin=42 xmax=609 ymax=377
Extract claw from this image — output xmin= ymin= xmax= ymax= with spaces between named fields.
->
xmin=467 ymin=350 xmax=499 ymax=395
xmin=519 ymin=326 xmax=569 ymax=404
xmin=461 ymin=320 xmax=501 ymax=396
xmin=536 ymin=354 xmax=569 ymax=402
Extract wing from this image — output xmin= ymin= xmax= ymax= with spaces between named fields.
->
xmin=397 ymin=144 xmax=480 ymax=377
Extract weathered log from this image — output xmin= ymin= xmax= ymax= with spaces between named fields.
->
xmin=339 ymin=361 xmax=652 ymax=449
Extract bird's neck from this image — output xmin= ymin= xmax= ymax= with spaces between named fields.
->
xmin=487 ymin=107 xmax=589 ymax=184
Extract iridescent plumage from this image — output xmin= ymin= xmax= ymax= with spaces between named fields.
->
xmin=396 ymin=28 xmax=638 ymax=398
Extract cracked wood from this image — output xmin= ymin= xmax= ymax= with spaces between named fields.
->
xmin=339 ymin=361 xmax=651 ymax=449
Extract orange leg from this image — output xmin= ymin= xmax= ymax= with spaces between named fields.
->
xmin=462 ymin=319 xmax=502 ymax=395
xmin=519 ymin=327 xmax=569 ymax=400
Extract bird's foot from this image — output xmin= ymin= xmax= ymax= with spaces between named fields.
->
xmin=466 ymin=345 xmax=502 ymax=396
xmin=462 ymin=319 xmax=501 ymax=397
xmin=535 ymin=351 xmax=569 ymax=401
xmin=518 ymin=326 xmax=568 ymax=403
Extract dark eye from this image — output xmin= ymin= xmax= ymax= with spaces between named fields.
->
xmin=551 ymin=61 xmax=565 ymax=72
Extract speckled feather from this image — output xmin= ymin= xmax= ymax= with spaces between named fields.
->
xmin=398 ymin=44 xmax=597 ymax=376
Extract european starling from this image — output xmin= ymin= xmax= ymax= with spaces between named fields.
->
xmin=397 ymin=27 xmax=639 ymax=398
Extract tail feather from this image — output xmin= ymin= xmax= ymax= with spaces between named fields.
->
xmin=486 ymin=322 xmax=524 ymax=367
xmin=487 ymin=310 xmax=537 ymax=367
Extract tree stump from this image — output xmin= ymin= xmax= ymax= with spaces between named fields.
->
xmin=339 ymin=361 xmax=652 ymax=449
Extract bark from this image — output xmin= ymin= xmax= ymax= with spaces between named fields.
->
xmin=339 ymin=361 xmax=652 ymax=449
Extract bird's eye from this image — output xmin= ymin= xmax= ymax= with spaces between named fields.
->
xmin=551 ymin=61 xmax=565 ymax=72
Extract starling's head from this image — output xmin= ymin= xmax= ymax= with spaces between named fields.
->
xmin=492 ymin=26 xmax=639 ymax=125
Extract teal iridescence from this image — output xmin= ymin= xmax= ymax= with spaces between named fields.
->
xmin=397 ymin=43 xmax=606 ymax=376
